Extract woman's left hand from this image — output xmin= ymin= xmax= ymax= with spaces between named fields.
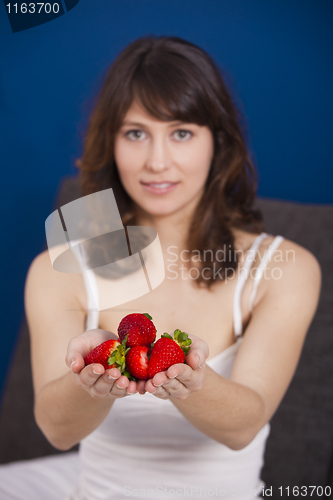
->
xmin=145 ymin=334 xmax=209 ymax=400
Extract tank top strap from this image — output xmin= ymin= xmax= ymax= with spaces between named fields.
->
xmin=248 ymin=235 xmax=285 ymax=314
xmin=83 ymin=269 xmax=100 ymax=331
xmin=69 ymin=240 xmax=100 ymax=331
xmin=233 ymin=232 xmax=271 ymax=341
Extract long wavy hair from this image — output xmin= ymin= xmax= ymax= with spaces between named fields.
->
xmin=76 ymin=35 xmax=266 ymax=288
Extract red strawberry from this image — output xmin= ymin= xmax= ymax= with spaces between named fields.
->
xmin=147 ymin=329 xmax=192 ymax=379
xmin=125 ymin=345 xmax=150 ymax=380
xmin=84 ymin=338 xmax=129 ymax=373
xmin=118 ymin=313 xmax=156 ymax=347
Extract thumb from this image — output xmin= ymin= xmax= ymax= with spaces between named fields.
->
xmin=185 ymin=350 xmax=201 ymax=370
xmin=65 ymin=350 xmax=85 ymax=374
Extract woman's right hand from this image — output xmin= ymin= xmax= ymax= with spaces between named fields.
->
xmin=65 ymin=329 xmax=146 ymax=399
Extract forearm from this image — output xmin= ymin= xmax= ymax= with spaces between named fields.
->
xmin=34 ymin=370 xmax=115 ymax=450
xmin=171 ymin=365 xmax=266 ymax=450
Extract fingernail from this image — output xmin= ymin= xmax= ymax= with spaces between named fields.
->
xmin=70 ymin=359 xmax=76 ymax=367
xmin=92 ymin=369 xmax=101 ymax=376
xmin=116 ymin=384 xmax=123 ymax=389
xmin=108 ymin=374 xmax=118 ymax=380
xmin=168 ymin=374 xmax=178 ymax=379
xmin=195 ymin=355 xmax=201 ymax=367
xmin=154 ymin=382 xmax=164 ymax=387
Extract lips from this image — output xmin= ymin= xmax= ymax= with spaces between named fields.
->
xmin=140 ymin=181 xmax=179 ymax=194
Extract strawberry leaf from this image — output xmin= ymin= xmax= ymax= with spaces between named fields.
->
xmin=161 ymin=332 xmax=173 ymax=340
xmin=107 ymin=341 xmax=129 ymax=373
xmin=123 ymin=370 xmax=137 ymax=382
xmin=182 ymin=346 xmax=191 ymax=356
xmin=171 ymin=329 xmax=192 ymax=354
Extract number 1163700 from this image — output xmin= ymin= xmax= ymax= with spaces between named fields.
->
xmin=6 ymin=3 xmax=60 ymax=14
xmin=264 ymin=485 xmax=332 ymax=496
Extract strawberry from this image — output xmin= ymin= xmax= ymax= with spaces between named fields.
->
xmin=118 ymin=313 xmax=156 ymax=347
xmin=147 ymin=329 xmax=192 ymax=379
xmin=125 ymin=345 xmax=150 ymax=380
xmin=84 ymin=338 xmax=129 ymax=373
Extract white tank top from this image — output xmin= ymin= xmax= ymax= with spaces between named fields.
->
xmin=72 ymin=232 xmax=284 ymax=500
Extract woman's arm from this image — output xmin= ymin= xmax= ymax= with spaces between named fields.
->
xmin=145 ymin=241 xmax=322 ymax=450
xmin=25 ymin=250 xmax=139 ymax=451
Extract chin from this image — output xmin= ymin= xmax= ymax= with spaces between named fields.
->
xmin=138 ymin=201 xmax=182 ymax=218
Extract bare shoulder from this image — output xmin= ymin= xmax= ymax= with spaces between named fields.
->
xmin=25 ymin=248 xmax=86 ymax=311
xmin=232 ymin=230 xmax=321 ymax=315
xmin=262 ymin=236 xmax=321 ymax=298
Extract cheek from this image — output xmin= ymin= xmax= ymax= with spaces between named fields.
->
xmin=181 ymin=142 xmax=213 ymax=180
xmin=114 ymin=141 xmax=127 ymax=173
xmin=114 ymin=141 xmax=140 ymax=180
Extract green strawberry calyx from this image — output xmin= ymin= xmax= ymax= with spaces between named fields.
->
xmin=122 ymin=370 xmax=137 ymax=382
xmin=161 ymin=329 xmax=192 ymax=356
xmin=143 ymin=313 xmax=153 ymax=321
xmin=107 ymin=335 xmax=131 ymax=374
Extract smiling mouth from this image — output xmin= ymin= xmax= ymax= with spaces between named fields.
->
xmin=141 ymin=182 xmax=179 ymax=194
xmin=141 ymin=182 xmax=178 ymax=188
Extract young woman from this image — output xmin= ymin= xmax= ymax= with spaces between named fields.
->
xmin=0 ymin=36 xmax=321 ymax=500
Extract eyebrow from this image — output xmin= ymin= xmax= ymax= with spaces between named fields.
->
xmin=121 ymin=120 xmax=187 ymax=127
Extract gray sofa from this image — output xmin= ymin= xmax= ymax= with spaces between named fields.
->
xmin=0 ymin=176 xmax=332 ymax=498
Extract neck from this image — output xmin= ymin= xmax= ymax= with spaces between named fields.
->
xmin=134 ymin=204 xmax=196 ymax=258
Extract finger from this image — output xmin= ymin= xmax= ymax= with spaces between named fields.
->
xmin=145 ymin=377 xmax=171 ymax=399
xmin=99 ymin=367 xmax=122 ymax=386
xmin=65 ymin=333 xmax=93 ymax=369
xmin=147 ymin=366 xmax=184 ymax=392
xmin=66 ymin=351 xmax=85 ymax=374
xmin=90 ymin=370 xmax=119 ymax=398
xmin=145 ymin=378 xmax=160 ymax=394
xmin=126 ymin=380 xmax=137 ymax=395
xmin=137 ymin=380 xmax=147 ymax=395
xmin=164 ymin=364 xmax=184 ymax=380
xmin=109 ymin=375 xmax=130 ymax=398
xmin=167 ymin=363 xmax=205 ymax=391
xmin=66 ymin=329 xmax=119 ymax=372
xmin=81 ymin=329 xmax=119 ymax=352
xmin=185 ymin=348 xmax=207 ymax=370
xmin=146 ymin=380 xmax=170 ymax=399
xmin=185 ymin=351 xmax=200 ymax=370
xmin=77 ymin=363 xmax=105 ymax=389
xmin=91 ymin=372 xmax=129 ymax=398
xmin=159 ymin=377 xmax=190 ymax=400
xmin=151 ymin=370 xmax=169 ymax=388
xmin=187 ymin=335 xmax=209 ymax=366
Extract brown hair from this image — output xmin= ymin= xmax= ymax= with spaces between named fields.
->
xmin=76 ymin=35 xmax=266 ymax=288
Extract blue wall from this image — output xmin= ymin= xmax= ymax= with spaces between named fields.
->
xmin=0 ymin=0 xmax=332 ymax=397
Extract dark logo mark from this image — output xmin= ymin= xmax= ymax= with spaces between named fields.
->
xmin=3 ymin=0 xmax=80 ymax=33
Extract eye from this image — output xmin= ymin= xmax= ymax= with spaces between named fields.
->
xmin=125 ymin=130 xmax=147 ymax=141
xmin=173 ymin=129 xmax=193 ymax=141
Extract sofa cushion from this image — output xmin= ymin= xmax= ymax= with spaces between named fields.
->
xmin=253 ymin=197 xmax=333 ymax=490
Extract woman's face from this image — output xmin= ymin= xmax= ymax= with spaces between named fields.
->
xmin=114 ymin=100 xmax=214 ymax=220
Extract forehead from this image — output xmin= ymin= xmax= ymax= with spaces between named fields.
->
xmin=121 ymin=100 xmax=183 ymax=127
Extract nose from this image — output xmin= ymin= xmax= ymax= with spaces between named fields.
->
xmin=146 ymin=136 xmax=171 ymax=172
